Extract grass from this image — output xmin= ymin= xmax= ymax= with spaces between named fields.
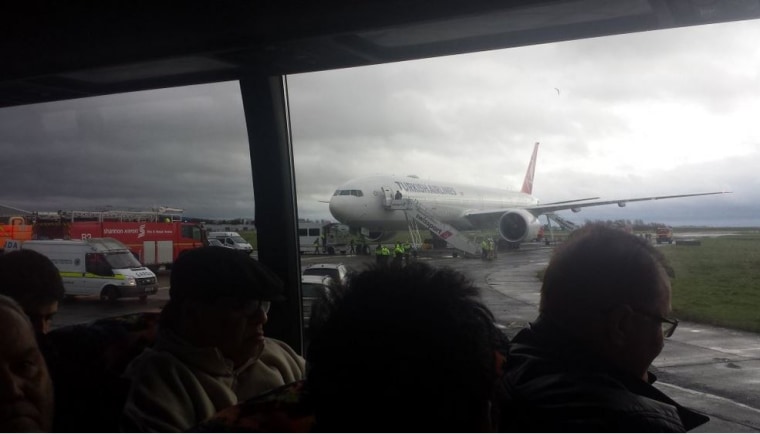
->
xmin=532 ymin=231 xmax=760 ymax=333
xmin=662 ymin=234 xmax=760 ymax=333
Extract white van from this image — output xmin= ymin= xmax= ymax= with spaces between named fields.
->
xmin=18 ymin=237 xmax=158 ymax=302
xmin=207 ymin=231 xmax=253 ymax=253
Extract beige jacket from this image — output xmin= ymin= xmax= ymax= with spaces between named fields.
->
xmin=120 ymin=329 xmax=305 ymax=432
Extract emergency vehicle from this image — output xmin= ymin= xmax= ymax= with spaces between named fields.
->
xmin=0 ymin=216 xmax=33 ymax=251
xmin=32 ymin=209 xmax=207 ymax=269
xmin=12 ymin=237 xmax=158 ymax=302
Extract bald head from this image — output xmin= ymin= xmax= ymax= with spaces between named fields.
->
xmin=540 ymin=224 xmax=672 ymax=326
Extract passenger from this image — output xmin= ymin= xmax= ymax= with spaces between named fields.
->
xmin=0 ymin=249 xmax=65 ymax=335
xmin=121 ymin=246 xmax=305 ymax=432
xmin=307 ymin=262 xmax=507 ymax=432
xmin=0 ymin=294 xmax=54 ymax=432
xmin=498 ymin=224 xmax=709 ymax=432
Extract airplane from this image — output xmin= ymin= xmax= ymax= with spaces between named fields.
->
xmin=328 ymin=142 xmax=729 ymax=248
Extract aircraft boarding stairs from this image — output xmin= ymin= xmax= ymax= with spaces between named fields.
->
xmin=542 ymin=212 xmax=578 ymax=244
xmin=387 ymin=199 xmax=481 ymax=257
xmin=544 ymin=212 xmax=578 ymax=231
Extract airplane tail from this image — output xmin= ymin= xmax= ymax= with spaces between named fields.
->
xmin=521 ymin=142 xmax=539 ymax=194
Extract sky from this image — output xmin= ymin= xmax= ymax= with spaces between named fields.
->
xmin=1 ymin=18 xmax=759 ymax=227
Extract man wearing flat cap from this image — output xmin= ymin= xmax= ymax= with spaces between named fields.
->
xmin=121 ymin=247 xmax=305 ymax=432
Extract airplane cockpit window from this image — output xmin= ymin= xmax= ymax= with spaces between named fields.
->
xmin=333 ymin=189 xmax=363 ymax=197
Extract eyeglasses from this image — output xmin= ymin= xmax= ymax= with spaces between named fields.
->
xmin=633 ymin=310 xmax=679 ymax=337
xmin=255 ymin=300 xmax=271 ymax=315
xmin=240 ymin=299 xmax=271 ymax=316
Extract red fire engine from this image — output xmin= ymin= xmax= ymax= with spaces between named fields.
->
xmin=32 ymin=210 xmax=207 ymax=268
xmin=0 ymin=216 xmax=33 ymax=250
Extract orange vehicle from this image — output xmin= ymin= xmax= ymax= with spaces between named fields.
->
xmin=0 ymin=216 xmax=33 ymax=251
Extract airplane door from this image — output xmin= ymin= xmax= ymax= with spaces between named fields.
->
xmin=381 ymin=186 xmax=393 ymax=207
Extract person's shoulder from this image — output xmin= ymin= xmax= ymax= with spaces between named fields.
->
xmin=261 ymin=338 xmax=302 ymax=360
xmin=123 ymin=345 xmax=189 ymax=379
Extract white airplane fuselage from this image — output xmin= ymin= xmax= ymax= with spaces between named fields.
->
xmin=328 ymin=175 xmax=539 ymax=233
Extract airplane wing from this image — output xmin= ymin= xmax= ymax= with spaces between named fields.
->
xmin=463 ymin=191 xmax=730 ymax=222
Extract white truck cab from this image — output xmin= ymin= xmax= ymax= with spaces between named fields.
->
xmin=208 ymin=231 xmax=253 ymax=254
xmin=16 ymin=237 xmax=158 ymax=302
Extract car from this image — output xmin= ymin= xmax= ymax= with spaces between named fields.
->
xmin=301 ymin=274 xmax=333 ymax=327
xmin=302 ymin=263 xmax=349 ymax=285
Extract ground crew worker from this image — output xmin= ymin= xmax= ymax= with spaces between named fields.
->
xmin=481 ymin=239 xmax=489 ymax=260
xmin=313 ymin=238 xmax=321 ymax=255
xmin=391 ymin=242 xmax=404 ymax=267
xmin=375 ymin=243 xmax=383 ymax=265
xmin=349 ymin=239 xmax=355 ymax=255
xmin=403 ymin=241 xmax=413 ymax=265
xmin=380 ymin=244 xmax=391 ymax=266
xmin=489 ymin=238 xmax=496 ymax=259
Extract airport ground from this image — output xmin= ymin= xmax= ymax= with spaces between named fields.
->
xmin=54 ymin=244 xmax=760 ymax=432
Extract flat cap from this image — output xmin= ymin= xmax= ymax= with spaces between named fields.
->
xmin=170 ymin=247 xmax=284 ymax=302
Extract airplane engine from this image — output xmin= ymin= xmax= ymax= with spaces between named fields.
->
xmin=498 ymin=209 xmax=541 ymax=243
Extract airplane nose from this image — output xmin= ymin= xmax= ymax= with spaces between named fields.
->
xmin=329 ymin=199 xmax=348 ymax=222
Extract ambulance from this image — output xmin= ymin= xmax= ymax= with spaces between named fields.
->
xmin=11 ymin=237 xmax=159 ymax=302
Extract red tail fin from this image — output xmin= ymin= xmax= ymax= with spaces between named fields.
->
xmin=521 ymin=142 xmax=539 ymax=195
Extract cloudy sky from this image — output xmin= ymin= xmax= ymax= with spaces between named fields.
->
xmin=1 ymin=18 xmax=759 ymax=226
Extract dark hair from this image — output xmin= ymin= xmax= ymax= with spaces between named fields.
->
xmin=169 ymin=246 xmax=283 ymax=302
xmin=307 ymin=262 xmax=504 ymax=432
xmin=161 ymin=247 xmax=283 ymax=329
xmin=540 ymin=224 xmax=672 ymax=322
xmin=0 ymin=249 xmax=65 ymax=307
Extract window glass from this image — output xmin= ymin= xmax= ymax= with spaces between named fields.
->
xmin=0 ymin=81 xmax=253 ymax=326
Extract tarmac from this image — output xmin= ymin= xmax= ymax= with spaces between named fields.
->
xmin=305 ymin=246 xmax=760 ymax=432
xmin=443 ymin=245 xmax=760 ymax=432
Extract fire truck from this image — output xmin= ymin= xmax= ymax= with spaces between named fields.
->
xmin=31 ymin=209 xmax=207 ymax=269
xmin=0 ymin=215 xmax=33 ymax=251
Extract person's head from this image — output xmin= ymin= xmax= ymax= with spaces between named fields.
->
xmin=307 ymin=262 xmax=505 ymax=432
xmin=160 ymin=247 xmax=284 ymax=367
xmin=0 ymin=294 xmax=54 ymax=432
xmin=0 ymin=249 xmax=65 ymax=334
xmin=539 ymin=224 xmax=675 ymax=380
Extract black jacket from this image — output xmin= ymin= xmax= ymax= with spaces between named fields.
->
xmin=498 ymin=316 xmax=709 ymax=432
